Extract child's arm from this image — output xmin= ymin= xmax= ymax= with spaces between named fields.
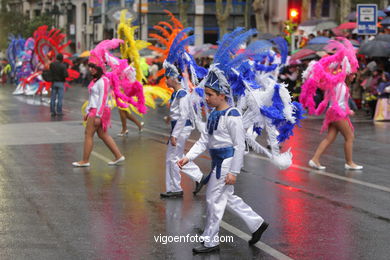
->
xmin=171 ymin=90 xmax=190 ymax=139
xmin=227 ymin=111 xmax=246 ymax=176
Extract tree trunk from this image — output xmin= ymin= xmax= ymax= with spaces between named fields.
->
xmin=244 ymin=0 xmax=252 ymax=30
xmin=339 ymin=0 xmax=351 ymax=24
xmin=302 ymin=0 xmax=310 ymax=22
xmin=252 ymin=0 xmax=266 ymax=33
xmin=315 ymin=0 xmax=324 ymax=19
xmin=216 ymin=0 xmax=232 ymax=38
xmin=178 ymin=0 xmax=189 ymax=28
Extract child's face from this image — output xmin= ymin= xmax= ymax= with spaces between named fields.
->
xmin=166 ymin=76 xmax=179 ymax=89
xmin=205 ymin=87 xmax=225 ymax=107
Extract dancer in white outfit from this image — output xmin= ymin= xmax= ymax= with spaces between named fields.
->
xmin=160 ymin=28 xmax=208 ymax=198
xmin=178 ymin=74 xmax=268 ymax=253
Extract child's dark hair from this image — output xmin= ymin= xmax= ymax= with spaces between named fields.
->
xmin=205 ymin=86 xmax=229 ymax=101
xmin=88 ymin=63 xmax=104 ymax=80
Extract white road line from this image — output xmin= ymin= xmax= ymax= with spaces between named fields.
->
xmin=112 ymin=121 xmax=390 ymax=194
xmin=221 ymin=221 xmax=293 ymax=260
xmin=91 ymin=151 xmax=111 ymax=163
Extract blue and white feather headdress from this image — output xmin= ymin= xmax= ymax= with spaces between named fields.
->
xmin=199 ymin=27 xmax=257 ymax=98
xmin=163 ymin=27 xmax=207 ymax=85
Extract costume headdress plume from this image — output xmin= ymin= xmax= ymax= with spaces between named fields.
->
xmin=163 ymin=27 xmax=207 ymax=85
xmin=115 ymin=9 xmax=171 ymax=113
xmin=299 ymin=37 xmax=358 ymax=132
xmin=148 ymin=10 xmax=184 ymax=91
xmin=117 ymin=10 xmax=151 ymax=83
xmin=200 ymin=27 xmax=257 ymax=97
xmin=227 ymin=36 xmax=304 ymax=169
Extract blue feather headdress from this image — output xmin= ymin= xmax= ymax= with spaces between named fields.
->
xmin=7 ymin=35 xmax=26 ymax=72
xmin=164 ymin=27 xmax=207 ymax=85
xmin=200 ymin=27 xmax=257 ymax=96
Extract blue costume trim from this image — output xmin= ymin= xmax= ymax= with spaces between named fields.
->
xmin=203 ymin=147 xmax=235 ymax=184
xmin=170 ymin=119 xmax=192 ymax=131
xmin=169 ymin=89 xmax=186 ymax=104
xmin=206 ymin=107 xmax=239 ymax=135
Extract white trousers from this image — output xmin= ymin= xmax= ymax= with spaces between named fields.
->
xmin=202 ymin=157 xmax=263 ymax=247
xmin=165 ymin=127 xmax=203 ymax=192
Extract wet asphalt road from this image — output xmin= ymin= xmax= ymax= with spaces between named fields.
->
xmin=0 ymin=84 xmax=389 ymax=260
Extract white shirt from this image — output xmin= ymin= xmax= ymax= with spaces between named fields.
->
xmin=170 ymin=88 xmax=192 ymax=138
xmin=85 ymin=76 xmax=110 ymax=117
xmin=186 ymin=108 xmax=245 ymax=175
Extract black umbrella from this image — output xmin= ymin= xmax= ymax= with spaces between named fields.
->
xmin=359 ymin=40 xmax=390 ymax=57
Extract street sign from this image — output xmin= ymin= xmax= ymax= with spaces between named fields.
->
xmin=357 ymin=4 xmax=378 ymax=35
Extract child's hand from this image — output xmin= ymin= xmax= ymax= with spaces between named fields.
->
xmin=177 ymin=157 xmax=189 ymax=169
xmin=170 ymin=136 xmax=177 ymax=146
xmin=225 ymin=173 xmax=236 ymax=185
xmin=350 ymin=110 xmax=355 ymax=116
xmin=163 ymin=116 xmax=171 ymax=125
xmin=83 ymin=114 xmax=88 ymax=121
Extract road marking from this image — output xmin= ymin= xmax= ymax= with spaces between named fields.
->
xmin=221 ymin=221 xmax=293 ymax=260
xmin=112 ymin=121 xmax=390 ymax=194
xmin=91 ymin=151 xmax=111 ymax=163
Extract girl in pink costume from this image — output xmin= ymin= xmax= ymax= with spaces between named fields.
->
xmin=72 ymin=40 xmax=137 ymax=167
xmin=299 ymin=38 xmax=363 ymax=170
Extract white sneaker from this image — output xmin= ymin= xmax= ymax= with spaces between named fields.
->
xmin=72 ymin=162 xmax=90 ymax=167
xmin=108 ymin=156 xmax=125 ymax=166
xmin=139 ymin=122 xmax=144 ymax=133
xmin=345 ymin=164 xmax=363 ymax=170
xmin=308 ymin=160 xmax=326 ymax=170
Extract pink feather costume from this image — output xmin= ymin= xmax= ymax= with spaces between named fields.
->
xmin=87 ymin=39 xmax=147 ymax=131
xmin=299 ymin=38 xmax=358 ymax=132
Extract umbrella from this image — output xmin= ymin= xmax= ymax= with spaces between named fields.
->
xmin=300 ymin=53 xmax=319 ymax=61
xmin=298 ymin=19 xmax=337 ymax=35
xmin=378 ymin=10 xmax=387 ymax=18
xmin=331 ymin=28 xmax=346 ymax=36
xmin=79 ymin=50 xmax=90 ymax=57
xmin=290 ymin=48 xmax=316 ymax=61
xmin=381 ymin=17 xmax=390 ymax=26
xmin=375 ymin=34 xmax=390 ymax=42
xmin=304 ymin=43 xmax=327 ymax=52
xmin=308 ymin=36 xmax=330 ymax=45
xmin=350 ymin=39 xmax=360 ymax=48
xmin=336 ymin=22 xmax=356 ymax=30
xmin=195 ymin=48 xmax=217 ymax=58
xmin=315 ymin=21 xmax=338 ymax=31
xmin=385 ymin=5 xmax=390 ymax=15
xmin=359 ymin=40 xmax=390 ymax=57
xmin=258 ymin=33 xmax=275 ymax=40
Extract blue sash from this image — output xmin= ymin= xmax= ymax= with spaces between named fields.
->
xmin=170 ymin=119 xmax=193 ymax=131
xmin=203 ymin=147 xmax=234 ymax=184
xmin=167 ymin=119 xmax=193 ymax=144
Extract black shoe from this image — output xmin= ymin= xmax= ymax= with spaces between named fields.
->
xmin=57 ymin=113 xmax=64 ymax=116
xmin=51 ymin=113 xmax=56 ymax=117
xmin=193 ymin=175 xmax=207 ymax=195
xmin=249 ymin=221 xmax=269 ymax=245
xmin=160 ymin=191 xmax=183 ymax=198
xmin=192 ymin=244 xmax=220 ymax=254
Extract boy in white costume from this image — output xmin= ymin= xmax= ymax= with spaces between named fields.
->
xmin=178 ymin=71 xmax=268 ymax=253
xmin=160 ymin=66 xmax=206 ymax=198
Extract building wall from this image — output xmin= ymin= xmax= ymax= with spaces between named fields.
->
xmin=14 ymin=0 xmax=289 ymax=49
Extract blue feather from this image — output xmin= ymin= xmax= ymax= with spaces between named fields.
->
xmin=271 ymin=37 xmax=288 ymax=65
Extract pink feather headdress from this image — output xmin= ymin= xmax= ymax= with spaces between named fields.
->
xmin=88 ymin=39 xmax=124 ymax=72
